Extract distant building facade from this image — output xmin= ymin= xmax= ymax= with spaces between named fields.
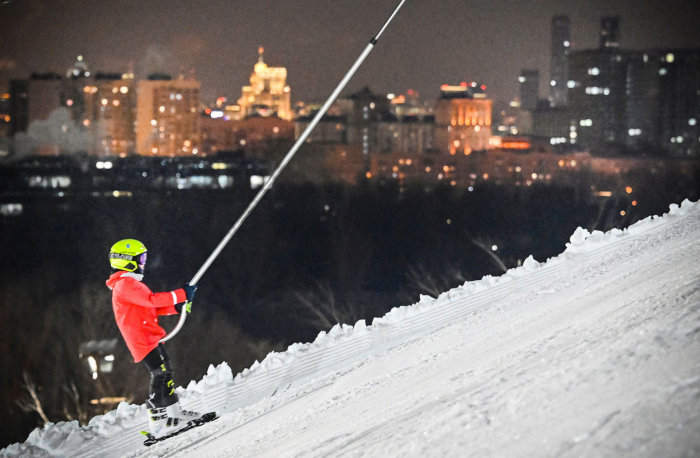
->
xmin=550 ymin=15 xmax=570 ymax=107
xmin=567 ymin=48 xmax=629 ymax=150
xmin=237 ymin=48 xmax=292 ymax=121
xmin=538 ymin=14 xmax=700 ymax=157
xmin=434 ymin=84 xmax=492 ymax=155
xmin=519 ymin=69 xmax=539 ymax=111
xmin=135 ymin=74 xmax=201 ymax=156
xmin=600 ymin=16 xmax=620 ymax=49
xmin=626 ymin=49 xmax=700 ymax=156
xmin=85 ymin=72 xmax=136 ymax=156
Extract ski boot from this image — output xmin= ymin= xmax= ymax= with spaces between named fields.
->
xmin=166 ymin=402 xmax=203 ymax=421
xmin=147 ymin=406 xmax=188 ymax=439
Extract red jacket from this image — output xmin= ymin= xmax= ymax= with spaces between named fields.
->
xmin=106 ymin=271 xmax=186 ymax=363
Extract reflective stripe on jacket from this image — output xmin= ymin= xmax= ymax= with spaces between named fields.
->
xmin=106 ymin=271 xmax=186 ymax=362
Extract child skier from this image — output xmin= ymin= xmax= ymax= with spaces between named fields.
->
xmin=106 ymin=239 xmax=201 ymax=438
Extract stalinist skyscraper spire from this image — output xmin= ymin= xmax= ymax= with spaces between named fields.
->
xmin=237 ymin=47 xmax=292 ymax=120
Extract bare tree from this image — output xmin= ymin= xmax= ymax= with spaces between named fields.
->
xmin=16 ymin=372 xmax=49 ymax=425
xmin=470 ymin=236 xmax=508 ymax=273
xmin=294 ymin=281 xmax=369 ymax=331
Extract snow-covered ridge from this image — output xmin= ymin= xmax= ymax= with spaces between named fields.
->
xmin=3 ymin=199 xmax=698 ymax=458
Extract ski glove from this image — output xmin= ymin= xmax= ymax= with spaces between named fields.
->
xmin=183 ymin=283 xmax=197 ymax=303
xmin=174 ymin=283 xmax=197 ymax=314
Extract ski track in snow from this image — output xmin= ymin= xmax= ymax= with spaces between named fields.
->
xmin=3 ymin=201 xmax=700 ymax=458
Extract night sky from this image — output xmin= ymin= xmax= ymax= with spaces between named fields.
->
xmin=1 ymin=0 xmax=699 ymax=106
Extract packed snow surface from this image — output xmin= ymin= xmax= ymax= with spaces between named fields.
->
xmin=3 ymin=200 xmax=700 ymax=457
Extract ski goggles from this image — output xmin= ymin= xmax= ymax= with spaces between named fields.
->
xmin=138 ymin=252 xmax=147 ymax=268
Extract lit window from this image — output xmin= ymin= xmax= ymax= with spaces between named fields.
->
xmin=588 ymin=67 xmax=600 ymax=76
xmin=689 ymin=118 xmax=697 ymax=126
xmin=120 ymin=86 xmax=128 ymax=94
xmin=666 ymin=53 xmax=674 ymax=63
xmin=151 ymin=119 xmax=157 ymax=126
xmin=659 ymin=68 xmax=667 ymax=76
xmin=518 ymin=76 xmax=525 ymax=83
xmin=567 ymin=80 xmax=576 ymax=89
xmin=564 ymin=40 xmax=570 ymax=47
xmin=550 ymin=80 xmax=556 ymax=86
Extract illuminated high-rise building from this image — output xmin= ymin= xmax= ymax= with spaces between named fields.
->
xmin=135 ymin=74 xmax=201 ymax=156
xmin=519 ymin=69 xmax=539 ymax=111
xmin=627 ymin=50 xmax=700 ymax=157
xmin=84 ymin=72 xmax=136 ymax=156
xmin=434 ymin=83 xmax=492 ymax=155
xmin=567 ymin=48 xmax=628 ymax=150
xmin=237 ymin=48 xmax=292 ymax=120
xmin=600 ymin=16 xmax=620 ymax=49
xmin=550 ymin=15 xmax=570 ymax=107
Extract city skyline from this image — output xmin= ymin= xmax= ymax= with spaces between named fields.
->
xmin=1 ymin=0 xmax=700 ymax=106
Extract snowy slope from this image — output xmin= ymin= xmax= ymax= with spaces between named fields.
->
xmin=3 ymin=200 xmax=700 ymax=457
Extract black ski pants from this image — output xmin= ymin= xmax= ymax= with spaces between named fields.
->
xmin=142 ymin=344 xmax=179 ymax=409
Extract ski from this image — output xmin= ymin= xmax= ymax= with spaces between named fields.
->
xmin=141 ymin=412 xmax=218 ymax=446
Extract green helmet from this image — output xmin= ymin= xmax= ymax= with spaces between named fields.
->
xmin=109 ymin=239 xmax=147 ymax=272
